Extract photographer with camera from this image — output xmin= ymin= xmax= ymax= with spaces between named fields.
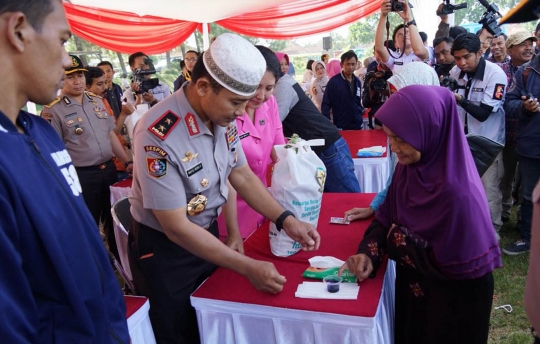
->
xmin=374 ymin=0 xmax=428 ymax=72
xmin=123 ymin=51 xmax=171 ymax=109
xmin=362 ymin=49 xmax=393 ymax=129
xmin=433 ymin=36 xmax=455 ymax=77
xmin=449 ymin=33 xmax=507 ymax=237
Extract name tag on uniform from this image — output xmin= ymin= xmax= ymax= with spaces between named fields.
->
xmin=395 ymin=61 xmax=403 ymax=65
xmin=472 ymin=88 xmax=484 ymax=92
xmin=239 ymin=132 xmax=250 ymax=140
xmin=187 ymin=162 xmax=203 ymax=177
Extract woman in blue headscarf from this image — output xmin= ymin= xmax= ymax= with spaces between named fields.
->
xmin=340 ymin=85 xmax=502 ymax=344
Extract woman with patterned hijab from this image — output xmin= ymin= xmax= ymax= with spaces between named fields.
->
xmin=310 ymin=60 xmax=328 ymax=111
xmin=340 ymin=85 xmax=502 ymax=344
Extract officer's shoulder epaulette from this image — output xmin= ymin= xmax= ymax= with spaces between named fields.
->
xmin=44 ymin=97 xmax=61 ymax=108
xmin=85 ymin=91 xmax=102 ymax=99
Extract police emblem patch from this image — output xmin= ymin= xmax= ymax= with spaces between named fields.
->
xmin=148 ymin=111 xmax=180 ymax=140
xmin=146 ymin=158 xmax=167 ymax=178
xmin=493 ymin=83 xmax=505 ymax=100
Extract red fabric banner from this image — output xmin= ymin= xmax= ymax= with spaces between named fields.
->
xmin=218 ymin=0 xmax=380 ymax=40
xmin=64 ymin=3 xmax=199 ymax=54
xmin=63 ymin=0 xmax=379 ymax=54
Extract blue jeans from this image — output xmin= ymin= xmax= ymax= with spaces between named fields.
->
xmin=517 ymin=156 xmax=540 ymax=243
xmin=318 ymin=137 xmax=361 ymax=193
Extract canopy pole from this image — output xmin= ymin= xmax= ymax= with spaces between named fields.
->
xmin=203 ymin=23 xmax=210 ymax=50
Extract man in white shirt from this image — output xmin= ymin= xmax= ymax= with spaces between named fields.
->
xmin=449 ymin=32 xmax=507 ymax=236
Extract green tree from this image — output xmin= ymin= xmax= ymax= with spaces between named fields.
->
xmin=349 ymin=13 xmax=403 ymax=48
xmin=268 ymin=40 xmax=287 ymax=52
xmin=454 ymin=0 xmax=520 ymax=27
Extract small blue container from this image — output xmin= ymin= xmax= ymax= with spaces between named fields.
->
xmin=323 ymin=275 xmax=342 ymax=293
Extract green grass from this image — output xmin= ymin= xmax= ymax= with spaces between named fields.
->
xmin=489 ymin=206 xmax=532 ymax=343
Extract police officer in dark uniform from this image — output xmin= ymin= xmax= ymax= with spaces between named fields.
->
xmin=42 ymin=55 xmax=133 ymax=260
xmin=129 ymin=34 xmax=321 ymax=344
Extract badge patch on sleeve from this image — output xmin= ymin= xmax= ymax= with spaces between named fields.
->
xmin=492 ymin=84 xmax=505 ymax=100
xmin=144 ymin=145 xmax=168 ymax=157
xmin=148 ymin=111 xmax=180 ymax=140
xmin=146 ymin=158 xmax=167 ymax=178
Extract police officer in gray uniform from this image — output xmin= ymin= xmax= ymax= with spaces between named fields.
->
xmin=129 ymin=34 xmax=321 ymax=344
xmin=42 ymin=55 xmax=133 ymax=260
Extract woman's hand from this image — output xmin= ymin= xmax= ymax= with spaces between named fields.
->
xmin=344 ymin=207 xmax=375 ymax=222
xmin=225 ymin=232 xmax=245 ymax=255
xmin=338 ymin=254 xmax=373 ymax=282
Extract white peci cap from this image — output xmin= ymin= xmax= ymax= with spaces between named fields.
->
xmin=203 ymin=33 xmax=265 ymax=97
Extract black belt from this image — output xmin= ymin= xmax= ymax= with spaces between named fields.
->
xmin=75 ymin=159 xmax=114 ymax=171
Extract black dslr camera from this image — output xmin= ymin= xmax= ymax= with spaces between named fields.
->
xmin=478 ymin=0 xmax=503 ymax=37
xmin=390 ymin=0 xmax=413 ymax=12
xmin=437 ymin=0 xmax=467 ymax=15
xmin=440 ymin=76 xmax=460 ymax=92
xmin=366 ymin=70 xmax=392 ymax=103
xmin=132 ymin=58 xmax=160 ymax=94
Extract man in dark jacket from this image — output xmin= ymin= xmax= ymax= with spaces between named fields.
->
xmin=502 ymin=51 xmax=540 ymax=255
xmin=322 ymin=50 xmax=364 ymax=130
xmin=0 ymin=0 xmax=129 ymax=341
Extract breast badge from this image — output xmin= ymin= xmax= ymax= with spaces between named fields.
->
xmin=187 ymin=194 xmax=207 ymax=216
xmin=181 ymin=151 xmax=198 ymax=162
xmin=200 ymin=178 xmax=209 ymax=188
xmin=75 ymin=125 xmax=84 ymax=135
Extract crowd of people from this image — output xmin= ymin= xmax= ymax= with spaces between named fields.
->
xmin=2 ymin=0 xmax=540 ymax=343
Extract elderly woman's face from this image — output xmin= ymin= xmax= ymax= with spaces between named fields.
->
xmin=383 ymin=125 xmax=421 ymax=165
xmin=315 ymin=63 xmax=325 ymax=78
xmin=280 ymin=57 xmax=289 ymax=74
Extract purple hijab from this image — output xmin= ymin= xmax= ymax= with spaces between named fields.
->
xmin=376 ymin=85 xmax=501 ymax=279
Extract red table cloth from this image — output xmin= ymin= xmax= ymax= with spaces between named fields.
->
xmin=192 ymin=193 xmax=388 ymax=318
xmin=340 ymin=130 xmax=388 ymax=158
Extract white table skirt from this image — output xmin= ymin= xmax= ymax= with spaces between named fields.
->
xmin=191 ymin=260 xmax=396 ymax=344
xmin=353 ymin=156 xmax=390 ymax=193
xmin=126 ymin=296 xmax=157 ymax=344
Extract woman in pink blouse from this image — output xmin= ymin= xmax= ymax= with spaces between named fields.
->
xmin=218 ymin=46 xmax=286 ymax=246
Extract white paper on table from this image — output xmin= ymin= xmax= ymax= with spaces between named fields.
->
xmin=308 ymin=256 xmax=345 ymax=269
xmin=124 ymin=105 xmax=148 ymax=144
xmin=295 ymin=282 xmax=360 ymax=300
xmin=357 ymin=146 xmax=387 ymax=156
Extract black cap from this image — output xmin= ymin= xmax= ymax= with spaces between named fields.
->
xmin=65 ymin=55 xmax=87 ymax=75
xmin=500 ymin=0 xmax=540 ymax=24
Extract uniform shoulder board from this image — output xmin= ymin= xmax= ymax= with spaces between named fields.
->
xmin=84 ymin=91 xmax=103 ymax=99
xmin=85 ymin=91 xmax=102 ymax=99
xmin=44 ymin=97 xmax=61 ymax=108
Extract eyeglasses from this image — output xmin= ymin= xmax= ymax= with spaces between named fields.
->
xmin=186 ymin=58 xmax=198 ymax=63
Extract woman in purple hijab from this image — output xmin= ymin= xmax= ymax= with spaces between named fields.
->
xmin=340 ymin=85 xmax=502 ymax=344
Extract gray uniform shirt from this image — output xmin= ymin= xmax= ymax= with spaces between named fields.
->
xmin=43 ymin=92 xmax=115 ymax=167
xmin=129 ymin=87 xmax=247 ymax=231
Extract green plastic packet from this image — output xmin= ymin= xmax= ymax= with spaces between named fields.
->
xmin=302 ymin=266 xmax=357 ymax=283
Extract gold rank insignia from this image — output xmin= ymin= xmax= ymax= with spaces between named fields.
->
xmin=187 ymin=194 xmax=207 ymax=216
xmin=200 ymin=178 xmax=209 ymax=187
xmin=148 ymin=110 xmax=180 ymax=140
xmin=181 ymin=151 xmax=198 ymax=163
xmin=44 ymin=97 xmax=60 ymax=108
xmin=75 ymin=125 xmax=84 ymax=135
